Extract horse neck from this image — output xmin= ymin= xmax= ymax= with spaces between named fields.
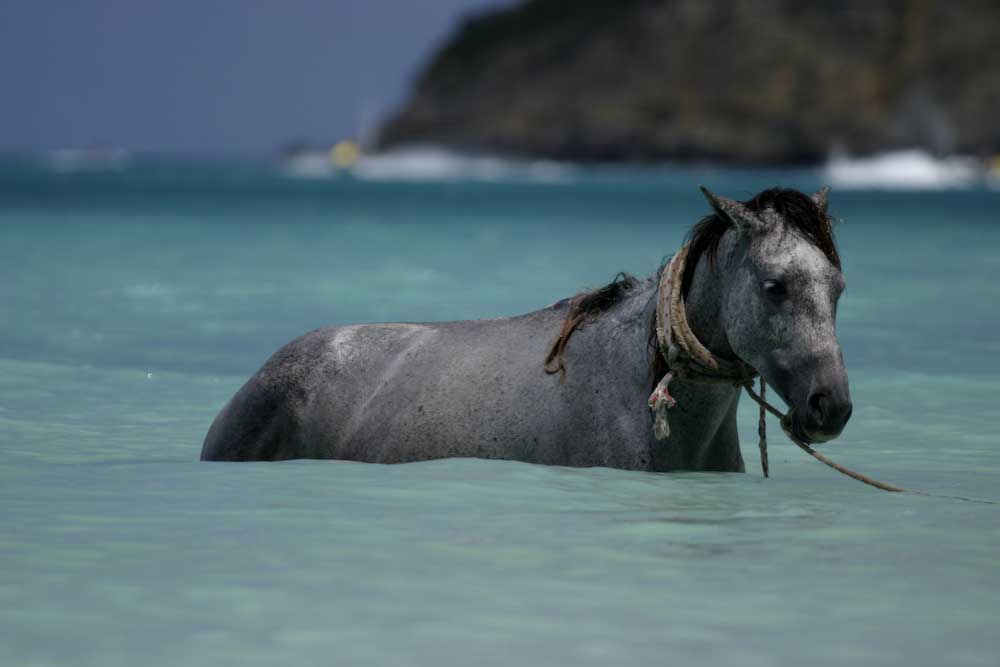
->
xmin=557 ymin=253 xmax=733 ymax=395
xmin=579 ymin=260 xmax=731 ymax=389
xmin=683 ymin=245 xmax=735 ymax=361
xmin=662 ymin=246 xmax=745 ymax=470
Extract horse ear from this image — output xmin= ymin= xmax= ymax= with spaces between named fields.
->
xmin=698 ymin=185 xmax=761 ymax=233
xmin=812 ymin=186 xmax=831 ymax=214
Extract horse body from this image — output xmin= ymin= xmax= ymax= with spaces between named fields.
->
xmin=201 ymin=186 xmax=850 ymax=470
xmin=201 ymin=278 xmax=744 ymax=470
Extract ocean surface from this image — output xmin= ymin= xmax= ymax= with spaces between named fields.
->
xmin=1 ymin=153 xmax=998 ymax=666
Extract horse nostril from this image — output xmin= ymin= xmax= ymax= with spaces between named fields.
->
xmin=807 ymin=392 xmax=852 ymax=433
xmin=807 ymin=392 xmax=828 ymax=422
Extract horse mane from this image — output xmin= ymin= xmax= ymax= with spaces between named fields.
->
xmin=544 ymin=187 xmax=839 ymax=380
xmin=682 ymin=187 xmax=840 ymax=297
xmin=543 ymin=272 xmax=640 ymax=379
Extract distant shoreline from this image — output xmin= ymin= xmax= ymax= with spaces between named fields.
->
xmin=379 ymin=1 xmax=1000 ymax=165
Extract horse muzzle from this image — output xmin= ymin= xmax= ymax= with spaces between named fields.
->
xmin=784 ymin=390 xmax=853 ymax=444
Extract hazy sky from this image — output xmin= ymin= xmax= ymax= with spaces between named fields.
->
xmin=0 ymin=0 xmax=512 ymax=155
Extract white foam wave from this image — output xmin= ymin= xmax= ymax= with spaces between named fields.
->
xmin=823 ymin=149 xmax=980 ymax=190
xmin=351 ymin=147 xmax=574 ymax=184
xmin=282 ymin=153 xmax=338 ymax=179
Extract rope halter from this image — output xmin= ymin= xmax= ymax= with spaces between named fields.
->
xmin=649 ymin=244 xmax=771 ymax=476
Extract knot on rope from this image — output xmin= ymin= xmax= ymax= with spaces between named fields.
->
xmin=647 ymin=372 xmax=677 ymax=440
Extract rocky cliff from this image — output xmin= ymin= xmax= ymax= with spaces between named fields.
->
xmin=378 ymin=0 xmax=1000 ymax=163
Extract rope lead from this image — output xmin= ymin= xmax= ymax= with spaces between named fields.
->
xmin=742 ymin=381 xmax=906 ymax=492
xmin=757 ymin=377 xmax=769 ymax=478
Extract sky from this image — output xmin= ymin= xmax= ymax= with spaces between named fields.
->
xmin=0 ymin=0 xmax=513 ymax=156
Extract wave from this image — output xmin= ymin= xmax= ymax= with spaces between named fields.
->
xmin=349 ymin=146 xmax=574 ymax=184
xmin=822 ymin=149 xmax=981 ymax=190
xmin=281 ymin=153 xmax=338 ymax=179
xmin=281 ymin=145 xmax=999 ymax=190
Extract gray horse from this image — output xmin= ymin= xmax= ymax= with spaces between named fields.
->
xmin=201 ymin=186 xmax=851 ymax=471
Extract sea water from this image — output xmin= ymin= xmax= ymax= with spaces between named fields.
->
xmin=1 ymin=155 xmax=998 ymax=666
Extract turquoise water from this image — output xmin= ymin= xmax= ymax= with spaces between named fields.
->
xmin=1 ymin=159 xmax=998 ymax=665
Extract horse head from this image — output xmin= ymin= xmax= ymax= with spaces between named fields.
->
xmin=696 ymin=186 xmax=852 ymax=444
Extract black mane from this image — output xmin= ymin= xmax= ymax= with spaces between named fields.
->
xmin=553 ymin=272 xmax=640 ymax=318
xmin=682 ymin=187 xmax=840 ymax=297
xmin=544 ymin=272 xmax=640 ymax=378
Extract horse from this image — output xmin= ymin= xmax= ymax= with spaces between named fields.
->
xmin=200 ymin=186 xmax=852 ymax=471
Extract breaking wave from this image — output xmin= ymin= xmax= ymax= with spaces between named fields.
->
xmin=350 ymin=147 xmax=574 ymax=184
xmin=822 ymin=149 xmax=981 ymax=190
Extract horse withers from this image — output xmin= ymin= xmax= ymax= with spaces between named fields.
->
xmin=201 ymin=186 xmax=851 ymax=471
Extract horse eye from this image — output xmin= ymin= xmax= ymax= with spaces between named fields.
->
xmin=761 ymin=280 xmax=787 ymax=298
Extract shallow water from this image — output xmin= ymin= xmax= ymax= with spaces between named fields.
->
xmin=1 ymin=158 xmax=998 ymax=666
